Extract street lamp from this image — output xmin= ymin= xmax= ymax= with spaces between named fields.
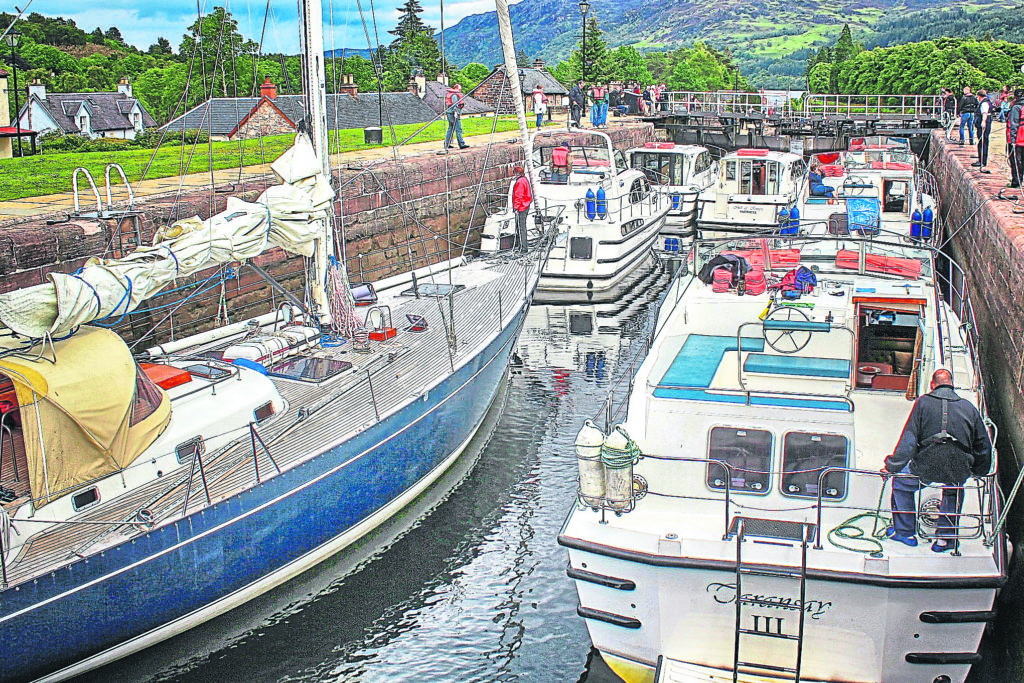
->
xmin=578 ymin=0 xmax=590 ymax=85
xmin=3 ymin=30 xmax=22 ymax=157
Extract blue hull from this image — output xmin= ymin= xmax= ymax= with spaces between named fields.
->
xmin=0 ymin=301 xmax=529 ymax=682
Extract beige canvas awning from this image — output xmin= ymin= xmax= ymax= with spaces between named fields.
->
xmin=0 ymin=326 xmax=170 ymax=507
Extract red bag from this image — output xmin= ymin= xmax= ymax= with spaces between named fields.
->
xmin=1016 ymin=124 xmax=1024 ymax=147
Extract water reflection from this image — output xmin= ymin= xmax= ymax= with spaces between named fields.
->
xmin=86 ymin=254 xmax=675 ymax=683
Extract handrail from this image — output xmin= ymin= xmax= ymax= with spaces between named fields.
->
xmin=813 ymin=467 xmax=997 ymax=550
xmin=104 ymin=163 xmax=135 ymax=210
xmin=803 ymin=94 xmax=942 ymax=120
xmin=72 ymin=167 xmax=103 ymax=216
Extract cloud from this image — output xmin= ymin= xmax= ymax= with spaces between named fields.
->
xmin=17 ymin=0 xmax=502 ymax=53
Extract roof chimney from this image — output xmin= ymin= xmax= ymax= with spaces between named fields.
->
xmin=340 ymin=73 xmax=358 ymax=97
xmin=437 ymin=71 xmax=449 ymax=87
xmin=260 ymin=76 xmax=277 ymax=100
xmin=408 ymin=68 xmax=426 ymax=98
xmin=532 ymin=58 xmax=546 ymax=70
xmin=116 ymin=76 xmax=133 ymax=98
xmin=28 ymin=78 xmax=46 ymax=101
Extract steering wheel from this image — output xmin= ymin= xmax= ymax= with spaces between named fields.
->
xmin=764 ymin=306 xmax=812 ymax=354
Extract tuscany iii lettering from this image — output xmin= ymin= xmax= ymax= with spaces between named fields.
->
xmin=705 ymin=582 xmax=833 ymax=620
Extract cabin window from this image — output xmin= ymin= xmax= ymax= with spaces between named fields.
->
xmin=781 ymin=432 xmax=848 ymax=498
xmin=766 ymin=162 xmax=781 ymax=195
xmin=791 ymin=159 xmax=807 ymax=180
xmin=72 ymin=487 xmax=100 ymax=511
xmin=630 ymin=178 xmax=645 ymax=204
xmin=175 ymin=436 xmax=206 ymax=465
xmin=570 ymin=236 xmax=593 ymax=260
xmin=614 ymin=150 xmax=628 ymax=174
xmin=130 ymin=363 xmax=164 ymax=426
xmin=184 ymin=364 xmax=231 ymax=380
xmin=254 ymin=401 xmax=276 ymax=423
xmin=883 ymin=179 xmax=909 ymax=213
xmin=739 ymin=160 xmax=775 ymax=195
xmin=694 ymin=152 xmax=711 ymax=175
xmin=855 ymin=305 xmax=922 ymax=392
xmin=739 ymin=161 xmax=753 ymax=194
xmin=725 ymin=161 xmax=737 ymax=182
xmin=706 ymin=426 xmax=772 ymax=494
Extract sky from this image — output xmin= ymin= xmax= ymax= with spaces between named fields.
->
xmin=12 ymin=0 xmax=495 ymax=53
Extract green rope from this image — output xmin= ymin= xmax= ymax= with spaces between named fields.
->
xmin=601 ymin=432 xmax=641 ymax=470
xmin=827 ymin=512 xmax=892 ymax=556
xmin=827 ymin=476 xmax=892 ymax=556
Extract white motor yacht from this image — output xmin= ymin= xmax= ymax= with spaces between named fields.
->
xmin=560 ymin=231 xmax=1003 ymax=683
xmin=480 ymin=129 xmax=670 ymax=296
xmin=627 ymin=143 xmax=717 ymax=246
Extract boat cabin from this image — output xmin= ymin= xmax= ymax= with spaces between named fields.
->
xmin=698 ymin=149 xmax=808 ymax=234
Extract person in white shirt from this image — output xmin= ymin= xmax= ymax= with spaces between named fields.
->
xmin=532 ymin=85 xmax=547 ymax=129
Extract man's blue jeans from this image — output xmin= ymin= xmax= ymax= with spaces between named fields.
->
xmin=445 ymin=113 xmax=466 ymax=148
xmin=959 ymin=112 xmax=975 ymax=144
xmin=891 ymin=472 xmax=964 ymax=540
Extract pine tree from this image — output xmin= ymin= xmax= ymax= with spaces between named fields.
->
xmin=570 ymin=15 xmax=613 ymax=82
xmin=106 ymin=26 xmax=124 ymax=44
xmin=833 ymin=24 xmax=857 ymax=64
xmin=388 ymin=0 xmax=429 ymax=42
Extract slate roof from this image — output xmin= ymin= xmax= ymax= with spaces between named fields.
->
xmin=162 ymin=92 xmax=443 ymax=136
xmin=489 ymin=67 xmax=568 ymax=96
xmin=421 ymin=81 xmax=493 ymax=116
xmin=23 ymin=92 xmax=156 ymax=133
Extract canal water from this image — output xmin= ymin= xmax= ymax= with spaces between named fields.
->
xmin=84 ymin=256 xmax=673 ymax=683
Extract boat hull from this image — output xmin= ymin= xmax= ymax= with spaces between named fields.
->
xmin=1 ymin=300 xmax=530 ymax=683
xmin=563 ymin=539 xmax=997 ymax=683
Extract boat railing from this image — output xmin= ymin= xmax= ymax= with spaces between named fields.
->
xmin=813 ymin=467 xmax=999 ymax=551
xmin=933 ymin=254 xmax=987 ymax=413
xmin=571 ymin=184 xmax=669 ymax=225
xmin=802 ymin=94 xmax=943 ymax=120
xmin=594 ymin=335 xmax=651 ymax=433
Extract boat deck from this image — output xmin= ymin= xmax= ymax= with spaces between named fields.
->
xmin=2 ymin=254 xmax=539 ymax=588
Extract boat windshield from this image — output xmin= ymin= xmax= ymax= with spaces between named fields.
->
xmin=630 ymin=151 xmax=690 ymax=186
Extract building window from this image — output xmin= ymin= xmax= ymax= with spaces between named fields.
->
xmin=78 ymin=115 xmax=88 ymax=133
xmin=133 ymin=112 xmax=141 ymax=130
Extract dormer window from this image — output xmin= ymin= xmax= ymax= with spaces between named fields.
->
xmin=133 ymin=112 xmax=141 ymax=130
xmin=78 ymin=115 xmax=88 ymax=132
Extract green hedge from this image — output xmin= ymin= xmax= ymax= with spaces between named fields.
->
xmin=37 ymin=129 xmax=210 ymax=154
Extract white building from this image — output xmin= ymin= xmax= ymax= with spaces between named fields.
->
xmin=18 ymin=77 xmax=156 ymax=140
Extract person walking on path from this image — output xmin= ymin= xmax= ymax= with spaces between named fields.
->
xmin=569 ymin=80 xmax=586 ymax=128
xmin=1009 ymin=89 xmax=1023 ymax=189
xmin=883 ymin=369 xmax=992 ymax=552
xmin=958 ymin=86 xmax=977 ymax=145
xmin=590 ymin=82 xmax=608 ymax=128
xmin=444 ymin=83 xmax=469 ymax=151
xmin=511 ymin=165 xmax=533 ymax=253
xmin=532 ymin=85 xmax=547 ymax=130
xmin=973 ymin=89 xmax=993 ymax=173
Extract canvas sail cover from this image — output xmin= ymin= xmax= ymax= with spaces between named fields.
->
xmin=0 ymin=135 xmax=334 ymax=339
xmin=0 ymin=327 xmax=171 ymax=507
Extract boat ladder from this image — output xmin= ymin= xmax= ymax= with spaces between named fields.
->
xmin=731 ymin=517 xmax=813 ymax=683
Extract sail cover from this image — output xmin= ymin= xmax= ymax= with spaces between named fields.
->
xmin=0 ymin=327 xmax=171 ymax=507
xmin=0 ymin=135 xmax=334 ymax=339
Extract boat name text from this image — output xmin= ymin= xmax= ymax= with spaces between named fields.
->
xmin=705 ymin=582 xmax=832 ymax=619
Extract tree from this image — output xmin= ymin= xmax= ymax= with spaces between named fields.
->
xmin=381 ymin=32 xmax=443 ymax=91
xmin=388 ymin=0 xmax=429 ymax=42
xmin=808 ymin=62 xmax=831 ymax=93
xmin=569 ymin=15 xmax=613 ymax=82
xmin=610 ymin=45 xmax=651 ymax=84
xmin=90 ymin=27 xmax=104 ymax=45
xmin=179 ymin=7 xmax=258 ymax=101
xmin=106 ymin=26 xmax=124 ymax=45
xmin=457 ymin=62 xmax=490 ymax=90
xmin=148 ymin=37 xmax=172 ymax=56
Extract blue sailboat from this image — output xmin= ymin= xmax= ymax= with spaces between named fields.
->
xmin=0 ymin=0 xmax=544 ymax=679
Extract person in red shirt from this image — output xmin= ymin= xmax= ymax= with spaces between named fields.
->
xmin=511 ymin=165 xmax=533 ymax=252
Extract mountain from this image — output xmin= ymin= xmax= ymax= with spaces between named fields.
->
xmin=325 ymin=48 xmax=375 ymax=59
xmin=439 ymin=0 xmax=1023 ymax=87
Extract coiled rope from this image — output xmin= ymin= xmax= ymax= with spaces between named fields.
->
xmin=601 ymin=428 xmax=641 ymax=470
xmin=827 ymin=477 xmax=891 ymax=556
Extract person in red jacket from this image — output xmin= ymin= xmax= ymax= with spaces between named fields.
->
xmin=511 ymin=165 xmax=533 ymax=253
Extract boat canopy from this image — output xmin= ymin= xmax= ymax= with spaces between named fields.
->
xmin=0 ymin=135 xmax=333 ymax=339
xmin=0 ymin=327 xmax=170 ymax=507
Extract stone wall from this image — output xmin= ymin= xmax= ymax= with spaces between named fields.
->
xmin=233 ymin=99 xmax=297 ymax=140
xmin=929 ymin=130 xmax=1024 ymax=467
xmin=0 ymin=123 xmax=656 ymax=346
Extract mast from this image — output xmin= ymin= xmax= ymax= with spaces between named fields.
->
xmin=493 ymin=0 xmax=532 ymax=165
xmin=298 ymin=0 xmax=335 ymax=323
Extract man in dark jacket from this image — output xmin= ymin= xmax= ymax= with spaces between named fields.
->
xmin=569 ymin=81 xmax=585 ymax=128
xmin=883 ymin=369 xmax=992 ymax=551
xmin=958 ymin=87 xmax=978 ymax=145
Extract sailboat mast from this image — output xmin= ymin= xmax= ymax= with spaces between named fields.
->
xmin=493 ymin=0 xmax=533 ymax=164
xmin=299 ymin=0 xmax=335 ymax=323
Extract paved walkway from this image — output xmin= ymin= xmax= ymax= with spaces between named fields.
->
xmin=0 ymin=119 xmax=641 ymax=224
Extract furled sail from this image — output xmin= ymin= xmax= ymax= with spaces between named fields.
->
xmin=0 ymin=135 xmax=334 ymax=339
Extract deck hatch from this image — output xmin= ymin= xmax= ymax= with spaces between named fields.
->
xmin=729 ymin=517 xmax=816 ymax=542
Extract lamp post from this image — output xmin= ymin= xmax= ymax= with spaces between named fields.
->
xmin=4 ymin=30 xmax=22 ymax=157
xmin=578 ymin=0 xmax=590 ymax=85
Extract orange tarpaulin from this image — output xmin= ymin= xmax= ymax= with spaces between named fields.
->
xmin=834 ymin=249 xmax=922 ymax=279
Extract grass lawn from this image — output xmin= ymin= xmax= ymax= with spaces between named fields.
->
xmin=0 ymin=116 xmax=543 ymax=203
